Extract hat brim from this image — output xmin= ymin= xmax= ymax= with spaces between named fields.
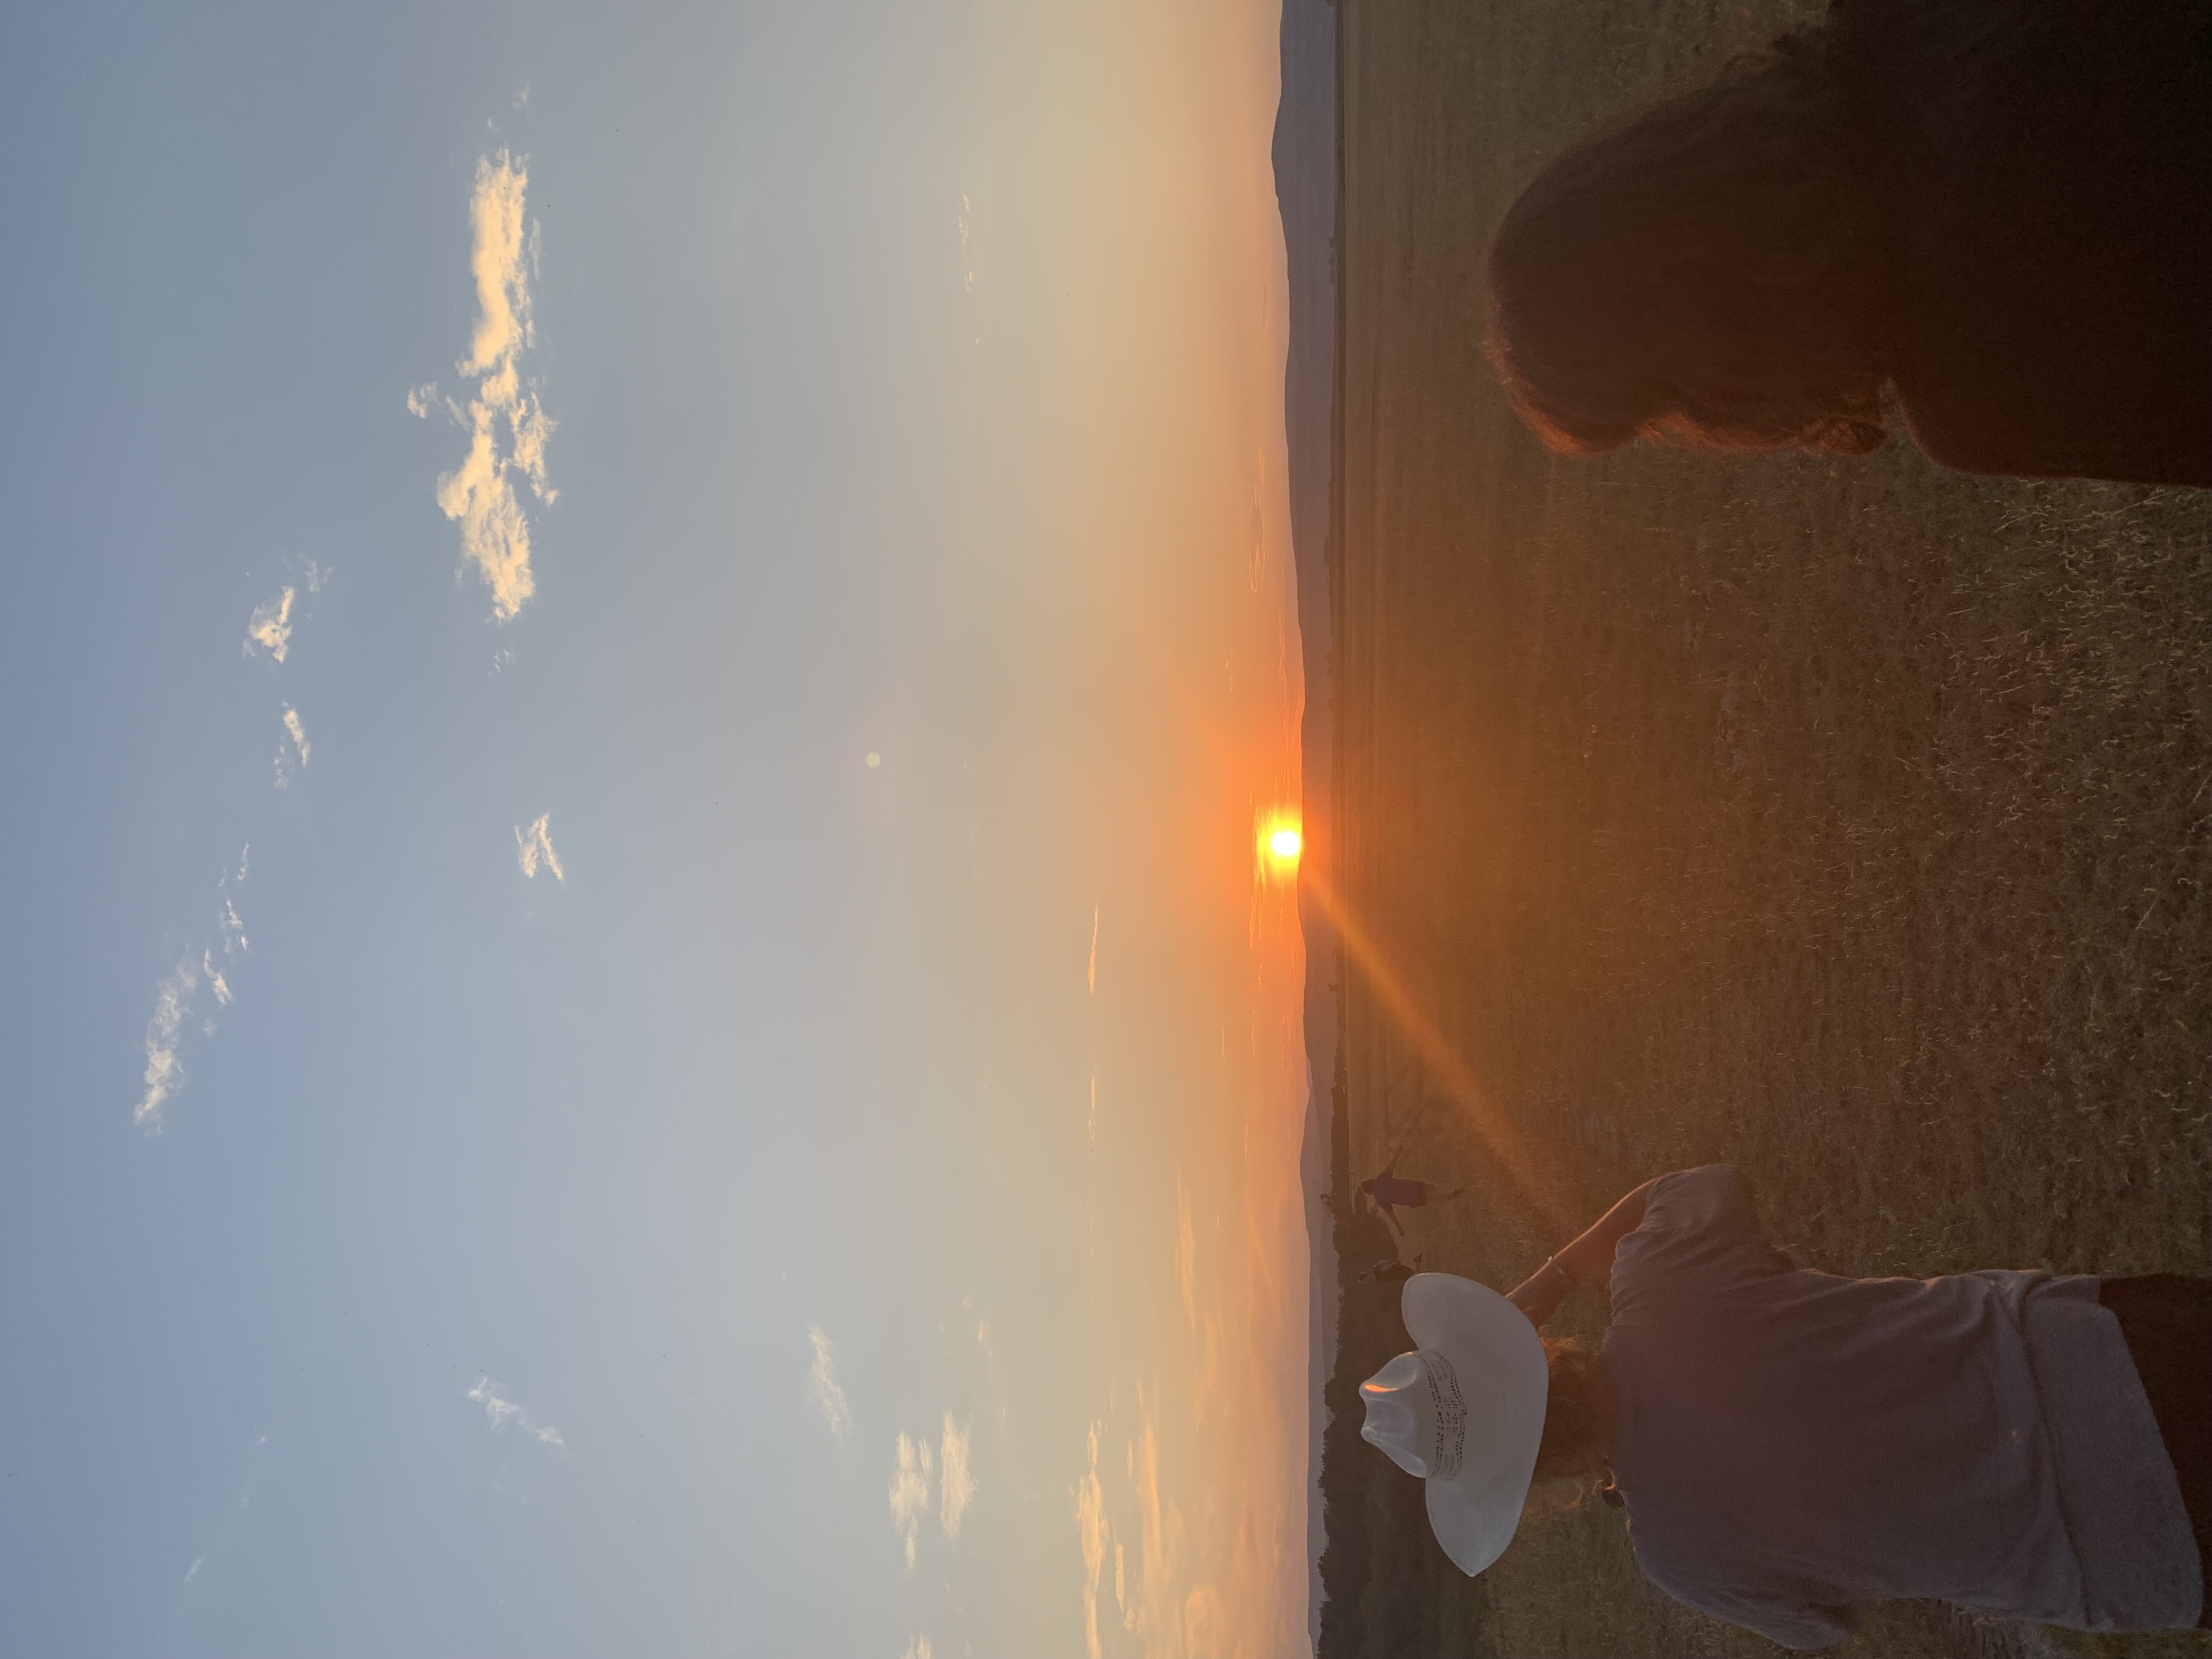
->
xmin=1401 ymin=1273 xmax=1549 ymax=1576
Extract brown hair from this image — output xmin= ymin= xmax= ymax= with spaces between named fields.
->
xmin=1530 ymin=1337 xmax=1613 ymax=1487
xmin=1484 ymin=29 xmax=1892 ymax=459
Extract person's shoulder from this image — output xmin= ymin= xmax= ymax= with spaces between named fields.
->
xmin=1612 ymin=1167 xmax=1782 ymax=1310
xmin=1650 ymin=1164 xmax=1756 ymax=1208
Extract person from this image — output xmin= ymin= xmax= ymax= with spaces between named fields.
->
xmin=1357 ymin=1165 xmax=2209 ymax=1647
xmin=1360 ymin=1166 xmax=1466 ymax=1230
xmin=1359 ymin=1254 xmax=1427 ymax=1285
xmin=1483 ymin=0 xmax=2212 ymax=487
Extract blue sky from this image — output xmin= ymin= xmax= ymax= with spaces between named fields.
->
xmin=0 ymin=3 xmax=1310 ymax=1656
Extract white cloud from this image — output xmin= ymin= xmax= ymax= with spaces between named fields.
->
xmin=888 ymin=1431 xmax=935 ymax=1571
xmin=274 ymin=706 xmax=310 ymax=788
xmin=806 ymin=1325 xmax=853 ymax=1440
xmin=902 ymin=1639 xmax=934 ymax=1659
xmin=244 ymin=588 xmax=295 ymax=662
xmin=202 ymin=950 xmax=232 ymax=1007
xmin=405 ymin=382 xmax=439 ymax=419
xmin=938 ymin=1413 xmax=974 ymax=1538
xmin=432 ymin=151 xmax=555 ymax=622
xmin=465 ymin=1378 xmax=565 ymax=1448
xmin=136 ymin=959 xmax=198 ymax=1131
xmin=515 ymin=814 xmax=565 ymax=882
xmin=887 ymin=1412 xmax=974 ymax=1571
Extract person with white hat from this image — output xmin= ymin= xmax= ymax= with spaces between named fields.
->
xmin=1359 ymin=1164 xmax=2212 ymax=1647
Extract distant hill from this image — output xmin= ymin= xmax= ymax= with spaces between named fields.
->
xmin=1270 ymin=0 xmax=1337 ymax=1649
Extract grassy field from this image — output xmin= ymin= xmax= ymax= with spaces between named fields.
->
xmin=1324 ymin=0 xmax=2212 ymax=1655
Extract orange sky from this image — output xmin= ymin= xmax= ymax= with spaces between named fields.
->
xmin=955 ymin=3 xmax=1316 ymax=1651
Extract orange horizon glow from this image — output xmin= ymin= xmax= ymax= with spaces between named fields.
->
xmin=1006 ymin=4 xmax=1310 ymax=1652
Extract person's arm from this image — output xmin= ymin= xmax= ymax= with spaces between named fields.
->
xmin=1505 ymin=1178 xmax=1660 ymax=1327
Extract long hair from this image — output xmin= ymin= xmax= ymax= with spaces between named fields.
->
xmin=1530 ymin=1337 xmax=1612 ymax=1488
xmin=1484 ymin=28 xmax=1892 ymax=458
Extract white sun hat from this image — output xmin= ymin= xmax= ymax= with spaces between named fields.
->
xmin=1358 ymin=1272 xmax=1550 ymax=1575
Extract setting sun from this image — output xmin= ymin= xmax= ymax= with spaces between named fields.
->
xmin=1268 ymin=827 xmax=1303 ymax=861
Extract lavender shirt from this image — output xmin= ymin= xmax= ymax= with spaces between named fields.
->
xmin=1604 ymin=1166 xmax=2200 ymax=1649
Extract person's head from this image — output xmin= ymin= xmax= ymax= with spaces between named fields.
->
xmin=1529 ymin=1336 xmax=1614 ymax=1488
xmin=1485 ymin=31 xmax=1891 ymax=459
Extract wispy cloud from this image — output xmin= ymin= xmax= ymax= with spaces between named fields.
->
xmin=889 ymin=1431 xmax=934 ymax=1571
xmin=902 ymin=1639 xmax=934 ymax=1659
xmin=1071 ymin=1409 xmax=1222 ymax=1659
xmin=243 ymin=588 xmax=295 ymax=662
xmin=938 ymin=1413 xmax=974 ymax=1537
xmin=217 ymin=889 xmax=248 ymax=957
xmin=889 ymin=1415 xmax=978 ymax=1575
xmin=133 ymin=852 xmax=253 ymax=1131
xmin=888 ymin=1412 xmax=977 ymax=1572
xmin=431 ymin=151 xmax=555 ymax=621
xmin=274 ymin=706 xmax=310 ymax=788
xmin=181 ymin=1431 xmax=270 ymax=1590
xmin=1074 ymin=1425 xmax=1107 ymax=1659
xmin=806 ymin=1325 xmax=853 ymax=1440
xmin=135 ymin=959 xmax=198 ymax=1131
xmin=465 ymin=1378 xmax=565 ymax=1448
xmin=515 ymin=814 xmax=565 ymax=882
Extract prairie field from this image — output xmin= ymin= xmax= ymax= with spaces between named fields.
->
xmin=1322 ymin=1 xmax=2212 ymax=1655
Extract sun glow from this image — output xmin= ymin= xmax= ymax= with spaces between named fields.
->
xmin=1264 ymin=824 xmax=1302 ymax=865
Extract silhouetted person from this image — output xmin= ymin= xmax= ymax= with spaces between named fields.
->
xmin=1359 ymin=1254 xmax=1427 ymax=1285
xmin=1486 ymin=0 xmax=2211 ymax=486
xmin=1361 ymin=1166 xmax=1466 ymax=1229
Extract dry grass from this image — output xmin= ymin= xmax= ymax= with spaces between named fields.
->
xmin=1330 ymin=0 xmax=2212 ymax=1654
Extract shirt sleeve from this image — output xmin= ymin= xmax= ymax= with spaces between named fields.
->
xmin=1640 ymin=1555 xmax=1856 ymax=1652
xmin=1610 ymin=1165 xmax=1786 ymax=1316
xmin=1709 ymin=1588 xmax=1856 ymax=1651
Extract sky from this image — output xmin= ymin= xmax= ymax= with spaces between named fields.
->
xmin=0 ymin=3 xmax=1311 ymax=1657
